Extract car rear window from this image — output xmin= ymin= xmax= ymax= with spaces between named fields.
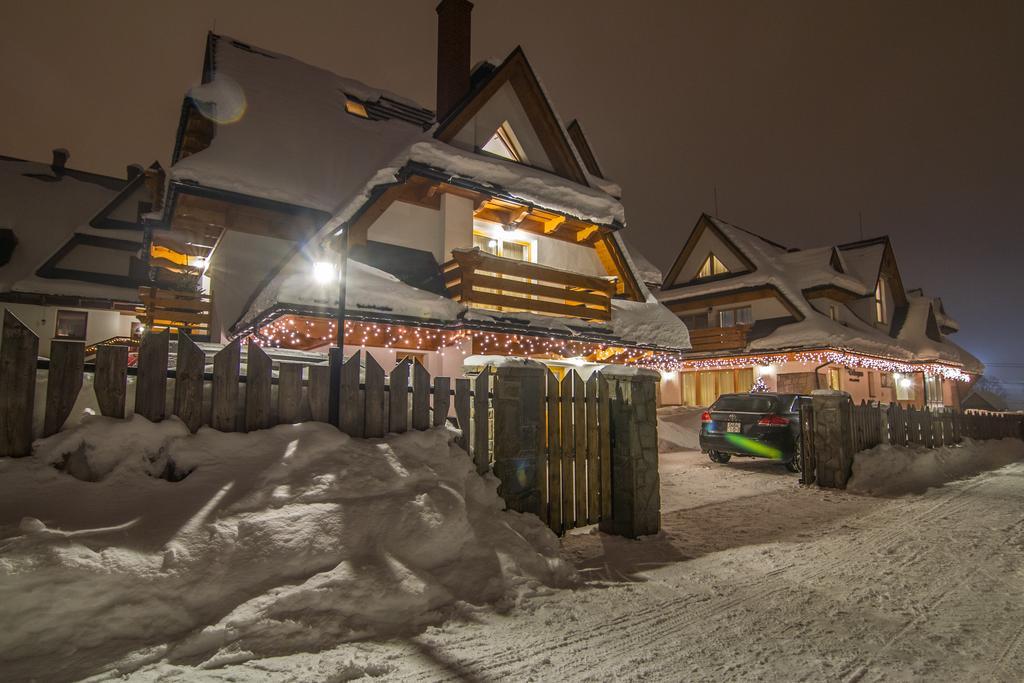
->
xmin=711 ymin=395 xmax=779 ymax=413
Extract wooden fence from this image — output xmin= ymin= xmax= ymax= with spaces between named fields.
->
xmin=800 ymin=395 xmax=1024 ymax=487
xmin=0 ymin=312 xmax=621 ymax=535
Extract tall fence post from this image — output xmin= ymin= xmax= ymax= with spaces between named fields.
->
xmin=0 ymin=310 xmax=39 ymax=457
xmin=491 ymin=361 xmax=546 ymax=515
xmin=173 ymin=332 xmax=205 ymax=433
xmin=598 ymin=366 xmax=660 ymax=538
xmin=94 ymin=344 xmax=128 ymax=419
xmin=135 ymin=330 xmax=169 ymax=422
xmin=812 ymin=390 xmax=854 ymax=489
xmin=43 ymin=340 xmax=84 ymax=437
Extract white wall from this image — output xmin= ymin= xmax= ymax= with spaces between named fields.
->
xmin=1 ymin=302 xmax=135 ymax=357
xmin=209 ymin=231 xmax=294 ymax=342
xmin=368 ymin=201 xmax=444 ymax=263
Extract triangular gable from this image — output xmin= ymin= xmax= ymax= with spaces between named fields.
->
xmin=662 ymin=214 xmax=756 ymax=288
xmin=434 ymin=47 xmax=589 ymax=186
xmin=566 ymin=119 xmax=603 ymax=178
xmin=89 ymin=162 xmax=160 ymax=230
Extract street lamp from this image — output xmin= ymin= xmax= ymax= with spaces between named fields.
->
xmin=326 ymin=227 xmax=349 ymax=427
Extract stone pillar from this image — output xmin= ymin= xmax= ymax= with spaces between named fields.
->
xmin=599 ymin=367 xmax=661 ymax=538
xmin=492 ymin=360 xmax=546 ymax=515
xmin=812 ymin=389 xmax=855 ymax=488
xmin=440 ymin=192 xmax=473 ymax=259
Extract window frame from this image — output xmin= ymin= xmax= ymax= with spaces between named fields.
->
xmin=697 ymin=253 xmax=729 ymax=280
xmin=875 ymin=279 xmax=886 ymax=324
xmin=54 ymin=309 xmax=88 ymax=341
xmin=718 ymin=305 xmax=752 ymax=328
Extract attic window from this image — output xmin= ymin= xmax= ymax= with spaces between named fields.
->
xmin=481 ymin=121 xmax=526 ymax=162
xmin=697 ymin=254 xmax=729 ymax=279
xmin=345 ymin=99 xmax=369 ymax=119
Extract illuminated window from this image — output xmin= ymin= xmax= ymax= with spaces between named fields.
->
xmin=828 ymin=367 xmax=842 ymax=391
xmin=895 ymin=373 xmax=915 ymax=401
xmin=875 ymin=279 xmax=886 ymax=324
xmin=481 ymin=121 xmax=526 ymax=162
xmin=55 ymin=310 xmax=87 ymax=341
xmin=345 ymin=99 xmax=369 ymax=118
xmin=719 ymin=306 xmax=752 ymax=327
xmin=697 ymin=254 xmax=729 ymax=279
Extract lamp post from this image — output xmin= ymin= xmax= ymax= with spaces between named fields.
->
xmin=327 ymin=227 xmax=349 ymax=427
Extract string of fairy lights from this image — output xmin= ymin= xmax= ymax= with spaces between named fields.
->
xmin=247 ymin=315 xmax=971 ymax=380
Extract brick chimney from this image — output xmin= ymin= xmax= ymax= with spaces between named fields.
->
xmin=435 ymin=0 xmax=473 ymax=123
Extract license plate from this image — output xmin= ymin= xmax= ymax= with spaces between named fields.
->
xmin=727 ymin=422 xmax=741 ymax=433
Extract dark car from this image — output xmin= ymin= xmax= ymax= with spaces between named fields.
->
xmin=699 ymin=392 xmax=809 ymax=472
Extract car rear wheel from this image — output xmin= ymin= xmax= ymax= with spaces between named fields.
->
xmin=785 ymin=441 xmax=803 ymax=473
xmin=708 ymin=450 xmax=731 ymax=464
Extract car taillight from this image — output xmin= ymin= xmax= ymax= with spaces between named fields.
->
xmin=758 ymin=414 xmax=789 ymax=427
xmin=701 ymin=411 xmax=712 ymax=423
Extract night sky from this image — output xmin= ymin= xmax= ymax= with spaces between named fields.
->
xmin=2 ymin=1 xmax=1021 ymax=404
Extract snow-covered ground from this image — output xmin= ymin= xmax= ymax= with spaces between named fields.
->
xmin=2 ymin=412 xmax=1024 ymax=681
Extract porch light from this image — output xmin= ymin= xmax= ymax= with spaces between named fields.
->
xmin=899 ymin=377 xmax=913 ymax=389
xmin=313 ymin=261 xmax=337 ymax=283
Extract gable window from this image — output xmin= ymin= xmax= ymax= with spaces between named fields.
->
xmin=344 ymin=96 xmax=369 ymax=119
xmin=719 ymin=306 xmax=752 ymax=328
xmin=481 ymin=121 xmax=526 ymax=163
xmin=875 ymin=279 xmax=887 ymax=324
xmin=697 ymin=253 xmax=729 ymax=279
xmin=55 ymin=310 xmax=87 ymax=341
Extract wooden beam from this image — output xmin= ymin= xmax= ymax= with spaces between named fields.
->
xmin=576 ymin=225 xmax=599 ymax=243
xmin=543 ymin=216 xmax=565 ymax=234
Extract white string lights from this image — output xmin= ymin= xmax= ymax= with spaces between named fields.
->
xmin=246 ymin=316 xmax=972 ymax=380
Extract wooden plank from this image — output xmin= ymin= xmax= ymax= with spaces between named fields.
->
xmin=277 ymin=362 xmax=303 ymax=424
xmin=452 ymin=248 xmax=615 ymax=294
xmin=134 ymin=330 xmax=169 ymax=422
xmin=467 ymin=272 xmax=611 ymax=307
xmin=462 ymin=290 xmax=611 ymax=321
xmin=0 ymin=310 xmax=39 ymax=457
xmin=585 ymin=373 xmax=600 ymax=524
xmin=411 ymin=360 xmax=430 ymax=431
xmin=572 ymin=371 xmax=587 ymax=525
xmin=211 ymin=340 xmax=240 ymax=431
xmin=308 ymin=364 xmax=330 ymax=423
xmin=546 ymin=369 xmax=562 ymax=533
xmin=473 ymin=368 xmax=490 ymax=474
xmin=43 ymin=340 xmax=84 ymax=437
xmin=388 ymin=359 xmax=410 ymax=434
xmin=94 ymin=345 xmax=128 ymax=419
xmin=455 ymin=377 xmax=471 ymax=452
xmin=340 ymin=351 xmax=364 ymax=437
xmin=560 ymin=373 xmax=575 ymax=530
xmin=364 ymin=353 xmax=385 ymax=438
xmin=172 ymin=332 xmax=205 ymax=433
xmin=244 ymin=341 xmax=272 ymax=432
xmin=598 ymin=373 xmax=612 ymax=520
xmin=433 ymin=376 xmax=451 ymax=428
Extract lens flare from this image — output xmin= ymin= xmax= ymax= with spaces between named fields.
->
xmin=723 ymin=433 xmax=783 ymax=459
xmin=187 ymin=75 xmax=247 ymax=124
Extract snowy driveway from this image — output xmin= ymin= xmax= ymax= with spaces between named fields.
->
xmin=165 ymin=444 xmax=1024 ymax=682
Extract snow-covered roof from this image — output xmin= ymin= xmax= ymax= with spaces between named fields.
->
xmin=170 ymin=35 xmax=625 ymax=228
xmin=0 ymin=156 xmax=142 ymax=303
xmin=619 ymin=238 xmax=663 ymax=287
xmin=238 ymin=243 xmax=690 ymax=353
xmin=656 ymin=215 xmax=981 ymax=372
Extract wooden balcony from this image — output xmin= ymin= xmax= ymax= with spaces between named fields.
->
xmin=443 ymin=248 xmax=615 ymax=321
xmin=687 ymin=324 xmax=751 ymax=352
xmin=136 ymin=287 xmax=212 ymax=340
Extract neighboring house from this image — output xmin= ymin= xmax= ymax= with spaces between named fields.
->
xmin=0 ymin=151 xmax=155 ymax=357
xmin=139 ymin=1 xmax=690 ymax=379
xmin=961 ymin=388 xmax=1010 ymax=415
xmin=655 ymin=214 xmax=981 ymax=408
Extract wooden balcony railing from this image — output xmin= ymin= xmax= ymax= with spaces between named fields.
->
xmin=687 ymin=324 xmax=751 ymax=352
xmin=443 ymin=248 xmax=615 ymax=321
xmin=136 ymin=286 xmax=212 ymax=340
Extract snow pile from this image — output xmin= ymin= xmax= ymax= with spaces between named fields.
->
xmin=847 ymin=438 xmax=1024 ymax=495
xmin=0 ymin=417 xmax=575 ymax=679
xmin=657 ymin=407 xmax=704 ymax=451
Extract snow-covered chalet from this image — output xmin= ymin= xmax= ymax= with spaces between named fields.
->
xmin=655 ymin=214 xmax=982 ymax=409
xmin=138 ymin=1 xmax=689 ymax=380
